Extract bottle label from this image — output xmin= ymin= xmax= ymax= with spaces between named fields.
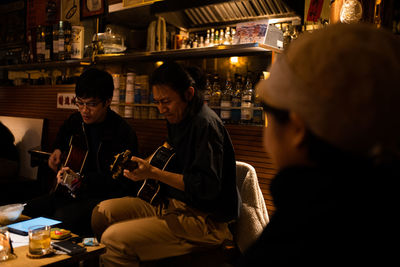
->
xmin=221 ymin=110 xmax=231 ymax=119
xmin=36 ymin=41 xmax=45 ymax=54
xmin=53 ymin=40 xmax=59 ymax=54
xmin=242 ymin=95 xmax=252 ymax=101
xmin=221 ymin=100 xmax=231 ymax=108
xmin=241 ymin=102 xmax=253 ymax=120
xmin=58 ymin=38 xmax=65 ymax=52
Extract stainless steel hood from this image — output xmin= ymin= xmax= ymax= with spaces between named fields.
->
xmin=108 ymin=0 xmax=300 ymax=30
xmin=152 ymin=0 xmax=301 ymax=30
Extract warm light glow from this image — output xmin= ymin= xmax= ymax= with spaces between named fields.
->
xmin=263 ymin=71 xmax=270 ymax=80
xmin=230 ymin=56 xmax=239 ymax=65
xmin=155 ymin=61 xmax=164 ymax=67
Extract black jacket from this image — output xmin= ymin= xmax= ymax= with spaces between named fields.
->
xmin=54 ymin=109 xmax=139 ymax=198
xmin=166 ymin=104 xmax=240 ymax=222
xmin=240 ymin=164 xmax=397 ymax=266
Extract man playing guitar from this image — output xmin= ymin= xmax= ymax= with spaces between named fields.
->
xmin=92 ymin=62 xmax=240 ymax=266
xmin=24 ymin=68 xmax=139 ymax=235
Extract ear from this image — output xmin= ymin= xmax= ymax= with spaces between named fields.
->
xmin=104 ymin=98 xmax=112 ymax=107
xmin=184 ymin=86 xmax=195 ymax=102
xmin=288 ymin=112 xmax=307 ymax=148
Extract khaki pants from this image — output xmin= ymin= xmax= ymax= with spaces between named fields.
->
xmin=91 ymin=197 xmax=232 ymax=266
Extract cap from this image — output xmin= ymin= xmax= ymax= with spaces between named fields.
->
xmin=256 ymin=23 xmax=400 ymax=156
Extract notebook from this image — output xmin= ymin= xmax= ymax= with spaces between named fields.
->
xmin=7 ymin=217 xmax=62 ymax=236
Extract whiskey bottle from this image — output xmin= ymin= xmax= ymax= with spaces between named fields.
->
xmin=241 ymin=75 xmax=254 ymax=124
xmin=231 ymin=75 xmax=242 ymax=124
xmin=220 ymin=74 xmax=233 ymax=123
xmin=209 ymin=74 xmax=221 ymax=117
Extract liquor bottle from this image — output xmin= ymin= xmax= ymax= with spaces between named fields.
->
xmin=241 ymin=75 xmax=254 ymax=124
xmin=58 ymin=21 xmax=65 ymax=60
xmin=219 ymin=29 xmax=224 ymax=45
xmin=231 ymin=28 xmax=237 ymax=44
xmin=220 ymin=74 xmax=233 ymax=123
xmin=204 ymin=74 xmax=212 ymax=105
xmin=27 ymin=29 xmax=36 ymax=63
xmin=64 ymin=21 xmax=72 ymax=60
xmin=36 ymin=26 xmax=45 ymax=63
xmin=214 ymin=29 xmax=219 ymax=46
xmin=46 ymin=0 xmax=57 ymax=25
xmin=44 ymin=25 xmax=52 ymax=62
xmin=209 ymin=74 xmax=221 ymax=117
xmin=224 ymin=27 xmax=231 ymax=45
xmin=192 ymin=34 xmax=199 ymax=48
xmin=52 ymin=23 xmax=59 ymax=60
xmin=253 ymin=73 xmax=264 ymax=125
xmin=199 ymin=35 xmax=204 ymax=48
xmin=205 ymin=29 xmax=210 ymax=47
xmin=210 ymin=28 xmax=215 ymax=46
xmin=231 ymin=74 xmax=242 ymax=124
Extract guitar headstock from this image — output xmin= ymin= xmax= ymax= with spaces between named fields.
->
xmin=110 ymin=150 xmax=138 ymax=179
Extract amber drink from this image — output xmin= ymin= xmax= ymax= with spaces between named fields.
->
xmin=28 ymin=225 xmax=51 ymax=255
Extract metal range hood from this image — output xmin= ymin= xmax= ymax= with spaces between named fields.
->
xmin=151 ymin=0 xmax=301 ymax=30
xmin=108 ymin=0 xmax=300 ymax=30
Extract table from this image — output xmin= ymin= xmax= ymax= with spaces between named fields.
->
xmin=1 ymin=242 xmax=105 ymax=267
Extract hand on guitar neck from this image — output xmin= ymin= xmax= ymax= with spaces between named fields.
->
xmin=110 ymin=143 xmax=177 ymax=205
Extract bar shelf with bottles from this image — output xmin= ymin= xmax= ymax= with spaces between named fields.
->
xmin=109 ymin=69 xmax=266 ymax=126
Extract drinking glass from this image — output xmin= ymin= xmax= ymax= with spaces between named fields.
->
xmin=28 ymin=225 xmax=51 ymax=255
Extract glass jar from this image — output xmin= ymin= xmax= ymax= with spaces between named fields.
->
xmin=94 ymin=27 xmax=126 ymax=54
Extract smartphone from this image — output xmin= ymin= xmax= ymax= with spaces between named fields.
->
xmin=52 ymin=240 xmax=86 ymax=255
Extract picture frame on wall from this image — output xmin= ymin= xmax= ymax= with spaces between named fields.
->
xmin=62 ymin=0 xmax=80 ymax=25
xmin=80 ymin=0 xmax=105 ymax=19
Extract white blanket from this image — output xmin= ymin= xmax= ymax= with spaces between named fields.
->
xmin=235 ymin=161 xmax=269 ymax=252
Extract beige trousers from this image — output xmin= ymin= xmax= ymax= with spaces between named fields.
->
xmin=91 ymin=197 xmax=232 ymax=267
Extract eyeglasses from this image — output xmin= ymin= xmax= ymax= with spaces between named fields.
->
xmin=75 ymin=100 xmax=102 ymax=109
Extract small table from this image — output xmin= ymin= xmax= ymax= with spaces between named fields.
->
xmin=1 ymin=242 xmax=105 ymax=267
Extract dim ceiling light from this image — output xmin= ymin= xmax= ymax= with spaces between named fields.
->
xmin=230 ymin=56 xmax=239 ymax=65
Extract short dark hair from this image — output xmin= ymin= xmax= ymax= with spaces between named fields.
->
xmin=150 ymin=62 xmax=204 ymax=111
xmin=75 ymin=68 xmax=114 ymax=101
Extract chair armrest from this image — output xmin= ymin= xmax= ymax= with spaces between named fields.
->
xmin=28 ymin=146 xmax=51 ymax=167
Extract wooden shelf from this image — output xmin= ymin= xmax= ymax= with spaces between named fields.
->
xmin=0 ymin=43 xmax=280 ymax=71
xmin=96 ymin=43 xmax=280 ymax=63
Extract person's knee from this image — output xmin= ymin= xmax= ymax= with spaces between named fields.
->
xmin=91 ymin=201 xmax=111 ymax=241
xmin=91 ymin=198 xmax=129 ymax=240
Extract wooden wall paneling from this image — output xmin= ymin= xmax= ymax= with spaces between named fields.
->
xmin=226 ymin=124 xmax=277 ymax=215
xmin=0 ymin=85 xmax=75 ymax=149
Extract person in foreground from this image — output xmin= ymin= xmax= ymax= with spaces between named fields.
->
xmin=24 ymin=68 xmax=139 ymax=235
xmin=91 ymin=62 xmax=239 ymax=266
xmin=238 ymin=23 xmax=400 ymax=266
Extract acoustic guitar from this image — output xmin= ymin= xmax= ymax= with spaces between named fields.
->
xmin=54 ymin=136 xmax=88 ymax=198
xmin=110 ymin=142 xmax=175 ymax=205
